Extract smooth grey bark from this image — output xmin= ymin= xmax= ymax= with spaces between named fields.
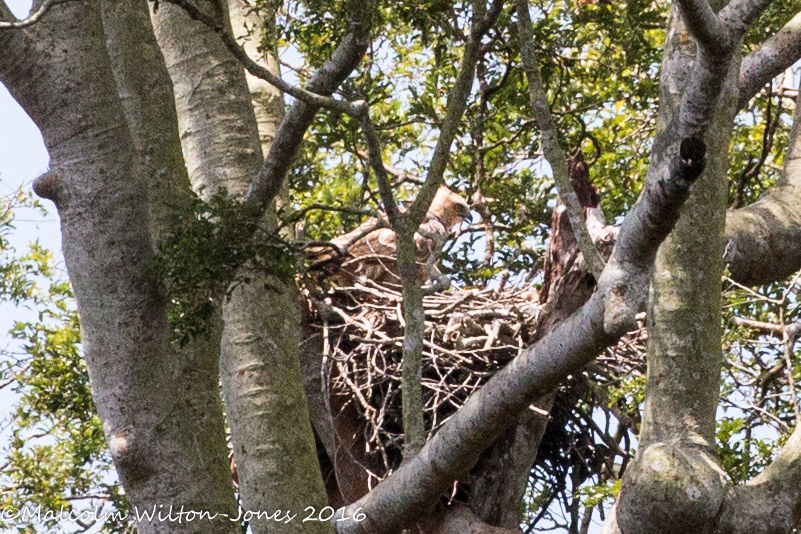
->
xmin=0 ymin=2 xmax=236 ymax=532
xmin=599 ymin=504 xmax=622 ymax=534
xmin=151 ymin=2 xmax=331 ymax=532
xmin=100 ymin=0 xmax=195 ymax=242
xmin=227 ymin=0 xmax=291 ymax=212
xmin=151 ymin=0 xmax=262 ymax=198
xmin=602 ymin=5 xmax=801 ymax=533
xmin=725 ymin=86 xmax=801 ymax=286
xmin=616 ymin=10 xmax=738 ymax=531
xmin=335 ymin=133 xmax=708 ymax=533
xmin=158 ymin=0 xmax=372 ymax=213
xmin=737 ymin=10 xmax=801 ymax=111
xmin=227 ymin=0 xmax=284 ymax=161
xmin=398 ymin=238 xmax=427 ymax=457
xmin=704 ymin=86 xmax=801 ymax=534
xmin=714 ymin=425 xmax=801 ymax=534
xmin=219 ymin=275 xmax=329 ymax=534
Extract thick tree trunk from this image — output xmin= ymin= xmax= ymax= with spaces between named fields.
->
xmin=299 ymin=324 xmax=373 ymax=504
xmin=150 ymin=0 xmax=263 ymax=197
xmin=227 ymin=0 xmax=287 ymax=208
xmin=469 ymin=406 xmax=552 ymax=529
xmin=614 ymin=4 xmax=738 ymax=533
xmin=100 ymin=0 xmax=195 ymax=242
xmin=151 ymin=2 xmax=331 ymax=533
xmin=0 ymin=2 xmax=238 ymax=532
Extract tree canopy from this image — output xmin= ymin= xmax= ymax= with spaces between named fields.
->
xmin=2 ymin=0 xmax=801 ymax=532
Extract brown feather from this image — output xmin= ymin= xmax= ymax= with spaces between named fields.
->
xmin=309 ymin=186 xmax=469 ymax=285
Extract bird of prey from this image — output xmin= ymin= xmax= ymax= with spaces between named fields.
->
xmin=308 ymin=185 xmax=471 ymax=286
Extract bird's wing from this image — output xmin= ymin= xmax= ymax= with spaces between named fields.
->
xmin=413 ymin=231 xmax=437 ymax=264
xmin=341 ymin=228 xmax=400 ymax=282
xmin=345 ymin=228 xmax=397 ymax=261
xmin=307 ymin=217 xmax=383 ymax=263
xmin=415 ymin=217 xmax=448 ymax=261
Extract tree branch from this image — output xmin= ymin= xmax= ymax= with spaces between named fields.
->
xmin=719 ymin=0 xmax=773 ymax=30
xmin=731 ymin=315 xmax=801 ymax=338
xmin=284 ymin=203 xmax=376 ymax=225
xmin=355 ymin=106 xmax=427 ymax=455
xmin=355 ymin=149 xmax=425 ymax=186
xmin=159 ymin=0 xmax=372 ymax=217
xmin=675 ymin=0 xmax=732 ymax=54
xmin=515 ymin=0 xmax=606 ymax=280
xmin=0 ymin=0 xmax=64 ymax=29
xmin=354 ymin=0 xmax=503 ymax=460
xmin=0 ymin=1 xmax=11 ymax=22
xmin=676 ymin=0 xmax=770 ymax=138
xmin=243 ymin=29 xmax=371 ymax=212
xmin=737 ymin=10 xmax=801 ymax=111
xmin=354 ymin=110 xmax=428 ymax=456
xmin=358 ymin=109 xmax=401 ymax=225
xmin=725 ymin=85 xmax=801 ymax=285
xmin=163 ymin=0 xmax=361 ymax=116
xmin=679 ymin=46 xmax=736 ymax=138
xmin=422 ymin=505 xmax=523 ymax=534
xmin=714 ymin=423 xmax=801 ymax=533
xmin=334 ymin=136 xmax=706 ymax=534
xmin=404 ymin=0 xmax=504 ymax=230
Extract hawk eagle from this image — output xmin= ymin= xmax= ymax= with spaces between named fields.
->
xmin=309 ymin=185 xmax=471 ymax=285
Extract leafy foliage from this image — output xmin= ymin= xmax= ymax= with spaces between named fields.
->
xmin=0 ymin=190 xmax=50 ymax=305
xmin=717 ymin=277 xmax=801 ymax=484
xmin=152 ymin=190 xmax=297 ymax=345
xmin=2 ymin=0 xmax=801 ymax=530
xmin=0 ymin=189 xmax=133 ymax=533
xmin=284 ymin=0 xmax=667 ymax=291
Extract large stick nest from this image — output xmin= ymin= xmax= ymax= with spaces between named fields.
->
xmin=303 ymin=280 xmax=646 ymax=484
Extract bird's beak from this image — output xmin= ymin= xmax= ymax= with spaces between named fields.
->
xmin=461 ymin=212 xmax=473 ymax=225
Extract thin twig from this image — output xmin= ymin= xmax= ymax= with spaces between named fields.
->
xmin=164 ymin=0 xmax=364 ymax=117
xmin=0 ymin=0 xmax=63 ymax=29
xmin=515 ymin=0 xmax=606 ymax=279
xmin=782 ymin=329 xmax=801 ymax=425
xmin=358 ymin=111 xmax=401 ymax=225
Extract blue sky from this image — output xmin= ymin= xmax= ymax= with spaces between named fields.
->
xmin=0 ymin=0 xmax=57 ymax=448
xmin=0 ymin=0 xmax=57 ymax=258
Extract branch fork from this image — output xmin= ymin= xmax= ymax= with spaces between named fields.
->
xmin=334 ymin=136 xmax=706 ymax=534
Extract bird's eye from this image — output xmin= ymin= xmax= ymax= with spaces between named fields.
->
xmin=456 ymin=205 xmax=465 ymax=213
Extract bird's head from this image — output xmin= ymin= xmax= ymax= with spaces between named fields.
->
xmin=430 ymin=185 xmax=471 ymax=229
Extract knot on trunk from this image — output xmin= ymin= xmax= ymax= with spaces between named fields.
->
xmin=617 ymin=441 xmax=727 ymax=534
xmin=32 ymin=170 xmax=62 ymax=204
